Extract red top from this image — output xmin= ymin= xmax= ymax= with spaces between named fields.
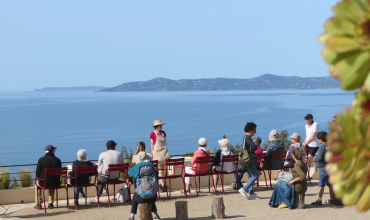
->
xmin=255 ymin=145 xmax=264 ymax=163
xmin=191 ymin=149 xmax=210 ymax=173
xmin=150 ymin=131 xmax=167 ymax=145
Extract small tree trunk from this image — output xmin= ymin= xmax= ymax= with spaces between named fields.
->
xmin=211 ymin=197 xmax=225 ymax=219
xmin=175 ymin=201 xmax=188 ymax=220
xmin=294 ymin=193 xmax=305 ymax=209
xmin=139 ymin=203 xmax=153 ymax=220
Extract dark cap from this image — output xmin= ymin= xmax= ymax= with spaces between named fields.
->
xmin=106 ymin=140 xmax=117 ymax=148
xmin=45 ymin=145 xmax=57 ymax=151
xmin=304 ymin=114 xmax=313 ymax=119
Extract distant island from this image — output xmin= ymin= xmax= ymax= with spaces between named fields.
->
xmin=97 ymin=74 xmax=340 ymax=92
xmin=34 ymin=86 xmax=107 ymax=92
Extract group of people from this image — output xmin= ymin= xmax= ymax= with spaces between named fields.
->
xmin=34 ymin=115 xmax=336 ymax=219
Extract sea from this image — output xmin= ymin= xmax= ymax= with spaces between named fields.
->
xmin=0 ymin=89 xmax=354 ymax=168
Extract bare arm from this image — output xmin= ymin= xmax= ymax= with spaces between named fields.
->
xmin=150 ymin=139 xmax=154 ymax=158
xmin=304 ymin=132 xmax=316 ymax=146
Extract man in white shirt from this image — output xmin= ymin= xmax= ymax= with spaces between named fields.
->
xmin=90 ymin=140 xmax=124 ymax=203
xmin=302 ymin=114 xmax=320 ymax=171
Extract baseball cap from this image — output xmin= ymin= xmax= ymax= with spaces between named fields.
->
xmin=304 ymin=114 xmax=313 ymax=119
xmin=106 ymin=140 xmax=117 ymax=148
xmin=45 ymin=145 xmax=57 ymax=151
xmin=198 ymin=138 xmax=207 ymax=146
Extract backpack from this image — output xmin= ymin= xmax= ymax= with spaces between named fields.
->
xmin=238 ymin=136 xmax=253 ymax=168
xmin=135 ymin=165 xmax=158 ymax=199
xmin=115 ymin=186 xmax=129 ymax=203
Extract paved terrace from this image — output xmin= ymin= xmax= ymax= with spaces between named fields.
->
xmin=1 ymin=180 xmax=370 ymax=220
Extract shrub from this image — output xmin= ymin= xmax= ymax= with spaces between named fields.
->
xmin=18 ymin=167 xmax=33 ymax=187
xmin=10 ymin=176 xmax=20 ymax=188
xmin=0 ymin=169 xmax=11 ymax=189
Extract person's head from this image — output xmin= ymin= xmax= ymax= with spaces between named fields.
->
xmin=135 ymin=142 xmax=146 ymax=155
xmin=153 ymin=120 xmax=165 ymax=131
xmin=134 ymin=152 xmax=151 ymax=164
xmin=252 ymin=136 xmax=262 ymax=146
xmin=290 ymin=132 xmax=301 ymax=144
xmin=332 ymin=116 xmax=338 ymax=127
xmin=106 ymin=140 xmax=117 ymax=150
xmin=45 ymin=145 xmax=57 ymax=154
xmin=268 ymin=130 xmax=280 ymax=142
xmin=218 ymin=139 xmax=230 ymax=151
xmin=244 ymin=122 xmax=257 ymax=136
xmin=292 ymin=147 xmax=306 ymax=161
xmin=198 ymin=138 xmax=207 ymax=148
xmin=77 ymin=149 xmax=87 ymax=161
xmin=304 ymin=114 xmax=313 ymax=125
xmin=317 ymin=131 xmax=327 ymax=144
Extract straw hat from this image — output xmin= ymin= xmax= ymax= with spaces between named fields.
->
xmin=134 ymin=151 xmax=151 ymax=164
xmin=290 ymin=132 xmax=301 ymax=141
xmin=152 ymin=120 xmax=165 ymax=127
xmin=218 ymin=139 xmax=229 ymax=151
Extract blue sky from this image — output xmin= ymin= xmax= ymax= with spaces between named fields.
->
xmin=0 ymin=0 xmax=338 ymax=91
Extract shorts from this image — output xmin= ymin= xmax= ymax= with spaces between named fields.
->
xmin=305 ymin=146 xmax=319 ymax=157
xmin=319 ymin=167 xmax=332 ymax=187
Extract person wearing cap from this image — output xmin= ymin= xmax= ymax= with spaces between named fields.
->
xmin=90 ymin=140 xmax=124 ymax=203
xmin=302 ymin=114 xmax=320 ymax=173
xmin=264 ymin=130 xmax=285 ymax=170
xmin=284 ymin=133 xmax=305 ymax=169
xmin=34 ymin=145 xmax=62 ymax=210
xmin=212 ymin=139 xmax=234 ymax=191
xmin=150 ymin=120 xmax=170 ymax=192
xmin=184 ymin=138 xmax=210 ymax=193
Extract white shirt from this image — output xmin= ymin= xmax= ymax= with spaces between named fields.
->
xmin=305 ymin=121 xmax=320 ymax=147
xmin=214 ymin=150 xmax=234 ymax=173
xmin=98 ymin=150 xmax=124 ymax=179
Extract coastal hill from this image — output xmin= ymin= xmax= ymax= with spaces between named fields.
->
xmin=35 ymin=86 xmax=106 ymax=92
xmin=97 ymin=74 xmax=340 ymax=92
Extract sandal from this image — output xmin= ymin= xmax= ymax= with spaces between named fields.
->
xmin=325 ymin=199 xmax=334 ymax=204
xmin=311 ymin=200 xmax=322 ymax=205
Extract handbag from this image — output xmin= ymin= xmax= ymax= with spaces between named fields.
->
xmin=238 ymin=136 xmax=253 ymax=168
xmin=115 ymin=186 xmax=129 ymax=203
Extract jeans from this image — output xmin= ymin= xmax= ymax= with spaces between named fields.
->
xmin=242 ymin=162 xmax=259 ymax=195
xmin=74 ymin=187 xmax=84 ymax=200
xmin=233 ymin=166 xmax=245 ymax=187
xmin=97 ymin=176 xmax=119 ymax=196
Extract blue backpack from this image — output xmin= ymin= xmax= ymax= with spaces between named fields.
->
xmin=135 ymin=165 xmax=158 ymax=199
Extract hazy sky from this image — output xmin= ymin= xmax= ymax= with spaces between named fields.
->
xmin=0 ymin=0 xmax=338 ymax=91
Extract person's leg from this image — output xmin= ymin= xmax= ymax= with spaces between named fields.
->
xmin=34 ymin=181 xmax=43 ymax=206
xmin=158 ymin=164 xmax=166 ymax=186
xmin=318 ymin=187 xmax=325 ymax=201
xmin=213 ymin=174 xmax=219 ymax=190
xmin=242 ymin=163 xmax=259 ymax=195
xmin=184 ymin=166 xmax=193 ymax=191
xmin=48 ymin=189 xmax=55 ymax=205
xmin=328 ymin=186 xmax=334 ymax=200
xmin=130 ymin=194 xmax=139 ymax=214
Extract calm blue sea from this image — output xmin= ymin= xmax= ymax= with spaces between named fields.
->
xmin=0 ymin=90 xmax=353 ymax=167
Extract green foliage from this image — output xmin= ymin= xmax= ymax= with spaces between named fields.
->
xmin=18 ymin=167 xmax=33 ymax=187
xmin=0 ymin=169 xmax=11 ymax=189
xmin=262 ymin=130 xmax=292 ymax=150
xmin=10 ymin=177 xmax=19 ymax=188
xmin=121 ymin=146 xmax=129 ymax=158
xmin=129 ymin=149 xmax=133 ymax=158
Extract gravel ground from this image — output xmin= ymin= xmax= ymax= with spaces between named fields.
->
xmin=4 ymin=181 xmax=370 ymax=220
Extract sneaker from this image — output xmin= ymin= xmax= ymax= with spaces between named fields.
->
xmin=34 ymin=204 xmax=42 ymax=210
xmin=238 ymin=188 xmax=248 ymax=199
xmin=48 ymin=203 xmax=54 ymax=209
xmin=128 ymin=216 xmax=134 ymax=220
xmin=251 ymin=193 xmax=261 ymax=200
xmin=79 ymin=192 xmax=85 ymax=198
xmin=89 ymin=196 xmax=99 ymax=203
xmin=278 ymin=204 xmax=288 ymax=209
xmin=230 ymin=182 xmax=236 ymax=187
xmin=153 ymin=214 xmax=161 ymax=219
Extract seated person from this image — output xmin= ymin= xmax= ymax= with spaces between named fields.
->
xmin=70 ymin=149 xmax=95 ymax=205
xmin=264 ymin=130 xmax=285 ymax=169
xmin=212 ymin=139 xmax=234 ymax=191
xmin=269 ymin=148 xmax=307 ymax=209
xmin=35 ymin=145 xmax=62 ymax=210
xmin=184 ymin=138 xmax=210 ymax=193
xmin=128 ymin=160 xmax=160 ymax=220
xmin=131 ymin=142 xmax=151 ymax=168
xmin=90 ymin=140 xmax=124 ymax=203
xmin=231 ymin=136 xmax=263 ymax=189
xmin=284 ymin=133 xmax=305 ymax=167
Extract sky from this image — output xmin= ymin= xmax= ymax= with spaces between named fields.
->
xmin=0 ymin=0 xmax=339 ymax=92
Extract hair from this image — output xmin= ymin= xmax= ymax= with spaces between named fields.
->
xmin=333 ymin=115 xmax=337 ymax=118
xmin=135 ymin=142 xmax=146 ymax=155
xmin=153 ymin=126 xmax=166 ymax=135
xmin=317 ymin=131 xmax=327 ymax=142
xmin=244 ymin=122 xmax=257 ymax=133
xmin=253 ymin=136 xmax=262 ymax=145
xmin=77 ymin=149 xmax=87 ymax=161
xmin=292 ymin=147 xmax=306 ymax=160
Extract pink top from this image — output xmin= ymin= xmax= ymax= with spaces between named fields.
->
xmin=255 ymin=145 xmax=264 ymax=163
xmin=150 ymin=131 xmax=167 ymax=145
xmin=191 ymin=149 xmax=210 ymax=173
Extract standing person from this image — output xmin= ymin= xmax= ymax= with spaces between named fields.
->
xmin=264 ymin=130 xmax=285 ymax=170
xmin=302 ymin=114 xmax=319 ymax=177
xmin=131 ymin=142 xmax=151 ymax=168
xmin=90 ymin=140 xmax=124 ymax=203
xmin=212 ymin=139 xmax=234 ymax=191
xmin=238 ymin=122 xmax=261 ymax=200
xmin=284 ymin=133 xmax=305 ymax=168
xmin=34 ymin=145 xmax=62 ymax=209
xmin=70 ymin=149 xmax=95 ymax=205
xmin=184 ymin=138 xmax=210 ymax=193
xmin=150 ymin=120 xmax=170 ymax=192
xmin=311 ymin=131 xmax=334 ymax=205
xmin=332 ymin=116 xmax=338 ymax=127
